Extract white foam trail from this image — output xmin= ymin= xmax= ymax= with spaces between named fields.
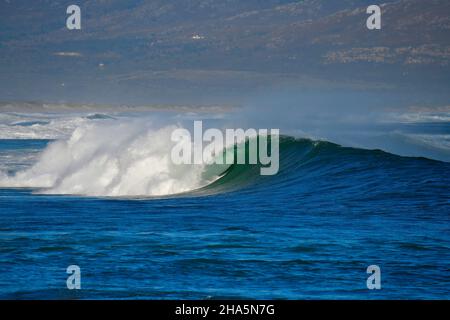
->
xmin=0 ymin=121 xmax=215 ymax=197
xmin=0 ymin=113 xmax=88 ymax=139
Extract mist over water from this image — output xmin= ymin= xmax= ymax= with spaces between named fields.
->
xmin=232 ymin=88 xmax=450 ymax=162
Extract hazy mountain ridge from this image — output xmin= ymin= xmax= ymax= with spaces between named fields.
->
xmin=0 ymin=0 xmax=449 ymax=103
xmin=2 ymin=1 xmax=448 ymax=69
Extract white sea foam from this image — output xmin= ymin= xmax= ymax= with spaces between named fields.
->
xmin=0 ymin=113 xmax=90 ymax=139
xmin=0 ymin=121 xmax=217 ymax=197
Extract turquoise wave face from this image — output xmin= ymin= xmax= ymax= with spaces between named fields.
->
xmin=195 ymin=136 xmax=449 ymax=198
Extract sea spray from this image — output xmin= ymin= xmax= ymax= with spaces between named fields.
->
xmin=0 ymin=122 xmax=214 ymax=196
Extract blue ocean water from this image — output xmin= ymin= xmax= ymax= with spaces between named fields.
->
xmin=0 ymin=137 xmax=449 ymax=299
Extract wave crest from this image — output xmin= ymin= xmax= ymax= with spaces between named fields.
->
xmin=0 ymin=122 xmax=217 ymax=197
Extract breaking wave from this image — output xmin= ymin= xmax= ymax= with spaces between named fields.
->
xmin=0 ymin=122 xmax=224 ymax=197
xmin=0 ymin=109 xmax=449 ymax=198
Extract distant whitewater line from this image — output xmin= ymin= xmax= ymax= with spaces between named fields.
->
xmin=0 ymin=102 xmax=234 ymax=114
xmin=0 ymin=105 xmax=231 ymax=140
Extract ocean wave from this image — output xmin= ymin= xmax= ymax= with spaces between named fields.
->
xmin=0 ymin=122 xmax=220 ymax=197
xmin=1 ymin=121 xmax=435 ymax=198
xmin=1 ymin=109 xmax=449 ymax=197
